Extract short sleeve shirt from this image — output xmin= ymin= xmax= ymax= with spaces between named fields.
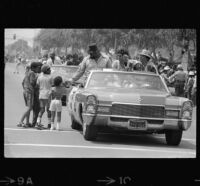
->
xmin=37 ymin=73 xmax=53 ymax=99
xmin=51 ymin=86 xmax=71 ymax=100
xmin=72 ymin=53 xmax=112 ymax=81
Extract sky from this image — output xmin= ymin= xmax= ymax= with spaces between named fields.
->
xmin=4 ymin=29 xmax=41 ymax=47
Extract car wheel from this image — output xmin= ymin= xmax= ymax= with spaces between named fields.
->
xmin=165 ymin=130 xmax=183 ymax=146
xmin=71 ymin=115 xmax=81 ymax=130
xmin=83 ymin=122 xmax=97 ymax=141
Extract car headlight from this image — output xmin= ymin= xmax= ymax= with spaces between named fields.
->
xmin=182 ymin=101 xmax=193 ymax=110
xmin=165 ymin=110 xmax=179 ymax=118
xmin=86 ymin=95 xmax=98 ymax=114
xmin=86 ymin=105 xmax=96 ymax=114
xmin=182 ymin=110 xmax=191 ymax=119
xmin=87 ymin=95 xmax=97 ymax=105
xmin=181 ymin=101 xmax=193 ymax=120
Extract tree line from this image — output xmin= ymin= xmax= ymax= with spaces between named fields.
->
xmin=5 ymin=39 xmax=34 ymax=58
xmin=34 ymin=29 xmax=195 ymax=55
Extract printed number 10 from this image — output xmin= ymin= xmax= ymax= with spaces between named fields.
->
xmin=119 ymin=177 xmax=132 ymax=185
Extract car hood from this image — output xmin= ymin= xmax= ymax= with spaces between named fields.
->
xmin=85 ymin=88 xmax=172 ymax=105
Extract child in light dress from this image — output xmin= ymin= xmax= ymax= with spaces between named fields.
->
xmin=49 ymin=76 xmax=71 ymax=131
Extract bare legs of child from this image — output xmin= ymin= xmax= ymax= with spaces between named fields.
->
xmin=50 ymin=111 xmax=61 ymax=131
xmin=36 ymin=99 xmax=51 ymax=129
xmin=50 ymin=111 xmax=56 ymax=130
xmin=35 ymin=106 xmax=45 ymax=129
xmin=56 ymin=112 xmax=61 ymax=130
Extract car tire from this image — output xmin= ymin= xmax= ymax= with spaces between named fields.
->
xmin=165 ymin=130 xmax=183 ymax=146
xmin=83 ymin=122 xmax=97 ymax=141
xmin=71 ymin=115 xmax=81 ymax=130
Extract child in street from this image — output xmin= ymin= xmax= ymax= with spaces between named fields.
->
xmin=49 ymin=76 xmax=71 ymax=131
xmin=35 ymin=64 xmax=53 ymax=129
xmin=17 ymin=62 xmax=38 ymax=127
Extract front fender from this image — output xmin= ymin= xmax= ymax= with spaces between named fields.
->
xmin=165 ymin=96 xmax=189 ymax=109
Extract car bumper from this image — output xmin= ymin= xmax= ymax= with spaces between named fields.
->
xmin=82 ymin=113 xmax=192 ymax=131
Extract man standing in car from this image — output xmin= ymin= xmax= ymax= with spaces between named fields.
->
xmin=69 ymin=43 xmax=112 ymax=83
xmin=138 ymin=49 xmax=158 ymax=74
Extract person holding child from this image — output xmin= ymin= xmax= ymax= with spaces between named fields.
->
xmin=35 ymin=64 xmax=53 ymax=129
xmin=31 ymin=62 xmax=43 ymax=127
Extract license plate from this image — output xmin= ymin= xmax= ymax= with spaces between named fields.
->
xmin=128 ymin=119 xmax=147 ymax=130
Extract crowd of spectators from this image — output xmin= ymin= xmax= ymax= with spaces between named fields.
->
xmin=8 ymin=45 xmax=196 ymax=107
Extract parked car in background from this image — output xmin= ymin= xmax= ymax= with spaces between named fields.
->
xmin=68 ymin=69 xmax=193 ymax=146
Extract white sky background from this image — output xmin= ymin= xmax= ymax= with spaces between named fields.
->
xmin=5 ymin=29 xmax=41 ymax=47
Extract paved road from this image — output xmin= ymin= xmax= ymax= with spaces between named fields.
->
xmin=4 ymin=63 xmax=196 ymax=158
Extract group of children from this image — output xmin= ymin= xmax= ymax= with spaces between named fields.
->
xmin=18 ymin=62 xmax=71 ymax=131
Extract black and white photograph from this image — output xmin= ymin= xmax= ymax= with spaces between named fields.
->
xmin=4 ymin=29 xmax=196 ymax=159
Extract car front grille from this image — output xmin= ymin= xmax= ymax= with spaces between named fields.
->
xmin=111 ymin=104 xmax=165 ymax=118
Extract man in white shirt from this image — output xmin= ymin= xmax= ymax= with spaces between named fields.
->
xmin=69 ymin=43 xmax=112 ymax=83
xmin=138 ymin=49 xmax=158 ymax=74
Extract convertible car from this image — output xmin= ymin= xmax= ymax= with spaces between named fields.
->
xmin=67 ymin=69 xmax=193 ymax=146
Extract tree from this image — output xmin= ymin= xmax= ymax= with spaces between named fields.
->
xmin=7 ymin=39 xmax=34 ymax=58
xmin=177 ymin=29 xmax=196 ymax=68
xmin=158 ymin=29 xmax=180 ymax=60
xmin=34 ymin=28 xmax=196 ymax=68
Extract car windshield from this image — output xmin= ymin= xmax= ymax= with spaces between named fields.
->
xmin=51 ymin=65 xmax=79 ymax=81
xmin=51 ymin=65 xmax=78 ymax=79
xmin=86 ymin=72 xmax=167 ymax=92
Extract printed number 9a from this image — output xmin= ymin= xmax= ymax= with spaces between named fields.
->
xmin=17 ymin=177 xmax=33 ymax=185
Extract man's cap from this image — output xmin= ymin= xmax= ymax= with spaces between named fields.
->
xmin=164 ymin=66 xmax=170 ymax=71
xmin=177 ymin=64 xmax=183 ymax=70
xmin=189 ymin=71 xmax=195 ymax=76
xmin=30 ymin=62 xmax=39 ymax=69
xmin=41 ymin=64 xmax=50 ymax=73
xmin=139 ymin=49 xmax=152 ymax=59
xmin=88 ymin=43 xmax=98 ymax=52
